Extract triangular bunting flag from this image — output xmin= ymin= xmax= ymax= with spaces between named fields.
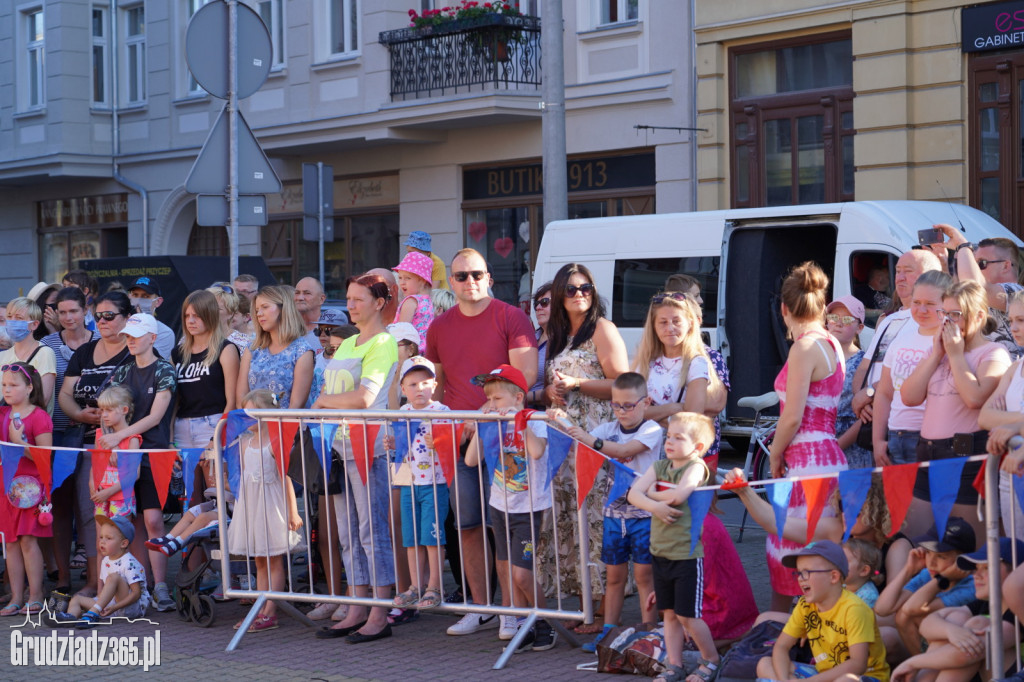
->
xmin=476 ymin=421 xmax=503 ymax=486
xmin=1014 ymin=469 xmax=1024 ymax=516
xmin=224 ymin=439 xmax=241 ymax=499
xmin=179 ymin=448 xmax=205 ymax=504
xmin=226 ymin=409 xmax=257 ymax=447
xmin=268 ymin=420 xmax=300 ymax=478
xmin=575 ymin=443 xmax=604 ymax=511
xmin=801 ymin=477 xmax=831 ymax=544
xmin=116 ymin=452 xmax=143 ymax=511
xmin=52 ymin=450 xmax=78 ymax=490
xmin=605 ymin=464 xmax=635 ymax=509
xmin=392 ymin=420 xmax=420 ymax=465
xmin=687 ymin=489 xmax=714 ymax=557
xmin=1 ymin=444 xmax=25 ymax=496
xmin=838 ymin=468 xmax=873 ymax=542
xmin=348 ymin=422 xmax=380 ymax=486
xmin=149 ymin=451 xmax=178 ymax=510
xmin=28 ymin=447 xmax=52 ymax=494
xmin=928 ymin=458 xmax=966 ymax=539
xmin=309 ymin=422 xmax=339 ymax=481
xmin=431 ymin=422 xmax=464 ymax=487
xmin=768 ymin=480 xmax=793 ymax=540
xmin=882 ymin=462 xmax=920 ymax=536
xmin=513 ymin=409 xmax=537 ymax=436
xmin=90 ymin=449 xmax=112 ymax=490
xmin=545 ymin=429 xmax=573 ymax=488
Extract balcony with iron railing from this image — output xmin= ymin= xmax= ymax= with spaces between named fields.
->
xmin=379 ymin=14 xmax=541 ymax=101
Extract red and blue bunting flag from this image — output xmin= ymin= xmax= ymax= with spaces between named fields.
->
xmin=179 ymin=448 xmax=205 ymax=503
xmin=1 ymin=443 xmax=24 ymax=495
xmin=348 ymin=422 xmax=380 ymax=486
xmin=309 ymin=422 xmax=339 ymax=481
xmin=838 ymin=468 xmax=873 ymax=542
xmin=801 ymin=477 xmax=831 ymax=544
xmin=476 ymin=421 xmax=503 ymax=486
xmin=116 ymin=451 xmax=143 ymax=511
xmin=687 ymin=489 xmax=714 ymax=557
xmin=928 ymin=458 xmax=966 ymax=540
xmin=150 ymin=451 xmax=178 ymax=509
xmin=51 ymin=449 xmax=77 ymax=490
xmin=575 ymin=443 xmax=604 ymax=510
xmin=545 ymin=428 xmax=573 ymax=488
xmin=882 ymin=462 xmax=919 ymax=537
xmin=392 ymin=420 xmax=420 ymax=465
xmin=430 ymin=422 xmax=464 ymax=487
xmin=768 ymin=480 xmax=793 ymax=540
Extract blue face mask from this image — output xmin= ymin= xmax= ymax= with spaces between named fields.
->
xmin=6 ymin=320 xmax=30 ymax=342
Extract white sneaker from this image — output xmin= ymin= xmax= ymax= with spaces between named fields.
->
xmin=499 ymin=615 xmax=518 ymax=640
xmin=306 ymin=602 xmax=335 ymax=620
xmin=446 ymin=612 xmax=498 ymax=635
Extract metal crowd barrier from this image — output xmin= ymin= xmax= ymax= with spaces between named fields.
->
xmin=211 ymin=408 xmax=592 ymax=669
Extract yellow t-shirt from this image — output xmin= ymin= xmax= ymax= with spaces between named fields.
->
xmin=430 ymin=252 xmax=449 ymax=290
xmin=783 ymin=590 xmax=889 ymax=682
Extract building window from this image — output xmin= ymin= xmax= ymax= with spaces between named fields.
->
xmin=22 ymin=7 xmax=45 ymax=110
xmin=122 ymin=6 xmax=146 ymax=104
xmin=91 ymin=7 xmax=109 ymax=106
xmin=730 ymin=34 xmax=854 ymax=208
xmin=598 ymin=0 xmax=637 ymax=25
xmin=327 ymin=0 xmax=359 ymax=57
xmin=184 ymin=0 xmax=212 ymax=95
xmin=257 ymin=0 xmax=285 ymax=69
xmin=38 ymin=195 xmax=130 ymax=284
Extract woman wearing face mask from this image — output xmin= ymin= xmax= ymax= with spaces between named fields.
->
xmin=0 ymin=297 xmax=57 ymax=414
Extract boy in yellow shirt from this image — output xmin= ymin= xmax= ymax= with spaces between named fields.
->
xmin=757 ymin=540 xmax=889 ymax=682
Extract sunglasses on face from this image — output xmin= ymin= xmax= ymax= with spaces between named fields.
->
xmin=316 ymin=326 xmax=334 ymax=336
xmin=453 ymin=271 xmax=487 ymax=282
xmin=977 ymin=259 xmax=1007 ymax=270
xmin=211 ymin=283 xmax=234 ymax=293
xmin=45 ymin=303 xmax=58 ymax=311
xmin=95 ymin=311 xmax=122 ymax=322
xmin=534 ymin=297 xmax=551 ymax=309
xmin=826 ymin=314 xmax=858 ymax=326
xmin=565 ymin=283 xmax=595 ymax=297
xmin=1 ymin=364 xmax=35 ymax=382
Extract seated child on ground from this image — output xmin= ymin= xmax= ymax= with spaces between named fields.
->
xmin=564 ymin=371 xmax=663 ymax=651
xmin=57 ymin=514 xmax=150 ymax=628
xmin=844 ymin=538 xmax=884 ymax=608
xmin=627 ymin=412 xmax=719 ymax=682
xmin=756 ymin=540 xmax=890 ymax=682
xmin=464 ymin=364 xmax=553 ymax=652
xmin=874 ymin=518 xmax=975 ymax=658
xmin=890 ymin=538 xmax=1024 ymax=682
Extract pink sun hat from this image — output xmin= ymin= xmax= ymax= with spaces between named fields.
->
xmin=394 ymin=251 xmax=434 ymax=286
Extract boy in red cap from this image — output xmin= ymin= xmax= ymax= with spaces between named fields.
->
xmin=464 ymin=364 xmax=554 ymax=652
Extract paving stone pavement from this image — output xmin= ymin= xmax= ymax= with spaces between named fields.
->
xmin=0 ymin=455 xmax=772 ymax=681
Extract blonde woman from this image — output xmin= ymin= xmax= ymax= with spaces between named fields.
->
xmin=633 ymin=291 xmax=727 ymax=465
xmin=236 ymin=285 xmax=314 ymax=409
xmin=902 ymin=281 xmax=1010 ymax=543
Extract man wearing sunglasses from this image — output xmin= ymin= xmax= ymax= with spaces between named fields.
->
xmin=941 ymin=224 xmax=1024 ymax=360
xmin=424 ymin=247 xmax=537 ymax=637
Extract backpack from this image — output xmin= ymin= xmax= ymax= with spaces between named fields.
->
xmin=717 ymin=620 xmax=813 ymax=682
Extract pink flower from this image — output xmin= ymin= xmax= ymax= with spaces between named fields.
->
xmin=408 ymin=8 xmax=416 ymax=15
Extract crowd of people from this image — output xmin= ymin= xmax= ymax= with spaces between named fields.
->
xmin=1 ymin=224 xmax=1023 ymax=682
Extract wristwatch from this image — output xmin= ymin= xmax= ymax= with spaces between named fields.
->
xmin=865 ymin=386 xmax=875 ymax=398
xmin=956 ymin=242 xmax=977 ymax=253
xmin=593 ymin=438 xmax=604 ymax=451
xmin=935 ymin=575 xmax=951 ymax=590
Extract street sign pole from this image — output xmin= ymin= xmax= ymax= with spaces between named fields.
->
xmin=227 ymin=0 xmax=240 ymax=281
xmin=318 ymin=162 xmax=325 ymax=286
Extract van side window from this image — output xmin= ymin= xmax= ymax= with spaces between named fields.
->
xmin=850 ymin=251 xmax=896 ymax=329
xmin=612 ymin=257 xmax=720 ymax=327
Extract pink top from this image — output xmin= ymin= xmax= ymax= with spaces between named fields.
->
xmin=395 ymin=293 xmax=434 ymax=342
xmin=920 ymin=342 xmax=1011 ymax=438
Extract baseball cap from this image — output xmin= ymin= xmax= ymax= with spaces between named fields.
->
xmin=472 ymin=364 xmax=528 ymax=394
xmin=914 ymin=517 xmax=976 ymax=554
xmin=317 ymin=307 xmax=349 ymax=326
xmin=120 ymin=313 xmax=159 ymax=337
xmin=781 ymin=540 xmax=849 ymax=577
xmin=403 ymin=230 xmax=432 ymax=251
xmin=957 ymin=537 xmax=1024 ymax=571
xmin=95 ymin=513 xmax=135 ymax=543
xmin=401 ymin=355 xmax=436 ymax=380
xmin=129 ymin=276 xmax=161 ymax=296
xmin=387 ymin=322 xmax=421 ymax=349
xmin=826 ymin=295 xmax=866 ymax=324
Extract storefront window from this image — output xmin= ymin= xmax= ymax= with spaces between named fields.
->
xmin=38 ymin=194 xmax=129 ymax=283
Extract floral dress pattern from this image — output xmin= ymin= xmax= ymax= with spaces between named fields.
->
xmin=247 ymin=338 xmax=311 ymax=409
xmin=836 ymin=349 xmax=872 ymax=469
xmin=537 ymin=336 xmax=614 ymax=599
xmin=769 ymin=331 xmax=849 ymax=596
xmin=395 ymin=294 xmax=434 ymax=344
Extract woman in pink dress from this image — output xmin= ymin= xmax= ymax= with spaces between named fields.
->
xmin=767 ymin=262 xmax=849 ymax=611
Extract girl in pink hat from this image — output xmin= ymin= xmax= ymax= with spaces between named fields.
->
xmin=393 ymin=251 xmax=435 ymax=341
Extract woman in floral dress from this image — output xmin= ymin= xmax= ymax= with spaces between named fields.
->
xmin=539 ymin=263 xmax=628 ymax=631
xmin=767 ymin=262 xmax=848 ymax=612
xmin=237 ymin=285 xmax=314 ymax=410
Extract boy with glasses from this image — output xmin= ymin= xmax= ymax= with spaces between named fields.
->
xmin=562 ymin=371 xmax=663 ymax=652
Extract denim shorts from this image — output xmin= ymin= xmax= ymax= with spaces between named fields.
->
xmin=400 ymin=484 xmax=448 ymax=548
xmin=792 ymin=662 xmax=879 ymax=682
xmin=174 ymin=414 xmax=220 ymax=449
xmin=601 ymin=516 xmax=652 ymax=565
xmin=887 ymin=430 xmax=920 ymax=465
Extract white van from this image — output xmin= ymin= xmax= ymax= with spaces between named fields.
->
xmin=533 ymin=200 xmax=1022 ymax=437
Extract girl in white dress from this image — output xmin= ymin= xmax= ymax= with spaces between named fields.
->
xmin=227 ymin=389 xmax=302 ymax=632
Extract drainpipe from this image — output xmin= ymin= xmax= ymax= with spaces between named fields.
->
xmin=690 ymin=0 xmax=698 ymax=211
xmin=110 ymin=0 xmax=149 ymax=256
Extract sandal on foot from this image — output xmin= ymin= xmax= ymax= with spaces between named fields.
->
xmin=144 ymin=536 xmax=169 ymax=551
xmin=0 ymin=603 xmax=22 ymax=617
xmin=415 ymin=588 xmax=442 ymax=609
xmin=654 ymin=664 xmax=687 ymax=682
xmin=686 ymin=660 xmax=719 ymax=682
xmin=158 ymin=537 xmax=183 ymax=557
xmin=248 ymin=614 xmax=278 ymax=632
xmin=392 ymin=587 xmax=422 ymax=608
xmin=20 ymin=601 xmax=44 ymax=615
xmin=573 ymin=618 xmax=604 ymax=635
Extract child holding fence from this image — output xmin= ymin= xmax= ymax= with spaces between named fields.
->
xmin=565 ymin=371 xmax=663 ymax=652
xmin=465 ymin=364 xmax=554 ymax=652
xmin=227 ymin=389 xmax=302 ymax=633
xmin=627 ymin=412 xmax=719 ymax=682
xmin=0 ymin=361 xmax=53 ymax=617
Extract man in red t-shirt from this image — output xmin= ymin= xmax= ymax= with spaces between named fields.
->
xmin=425 ymin=248 xmax=537 ymax=636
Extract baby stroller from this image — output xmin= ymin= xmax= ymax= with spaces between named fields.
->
xmin=175 ymin=524 xmax=222 ymax=627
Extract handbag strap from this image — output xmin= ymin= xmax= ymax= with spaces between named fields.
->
xmin=859 ymin=316 xmax=902 ymax=390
